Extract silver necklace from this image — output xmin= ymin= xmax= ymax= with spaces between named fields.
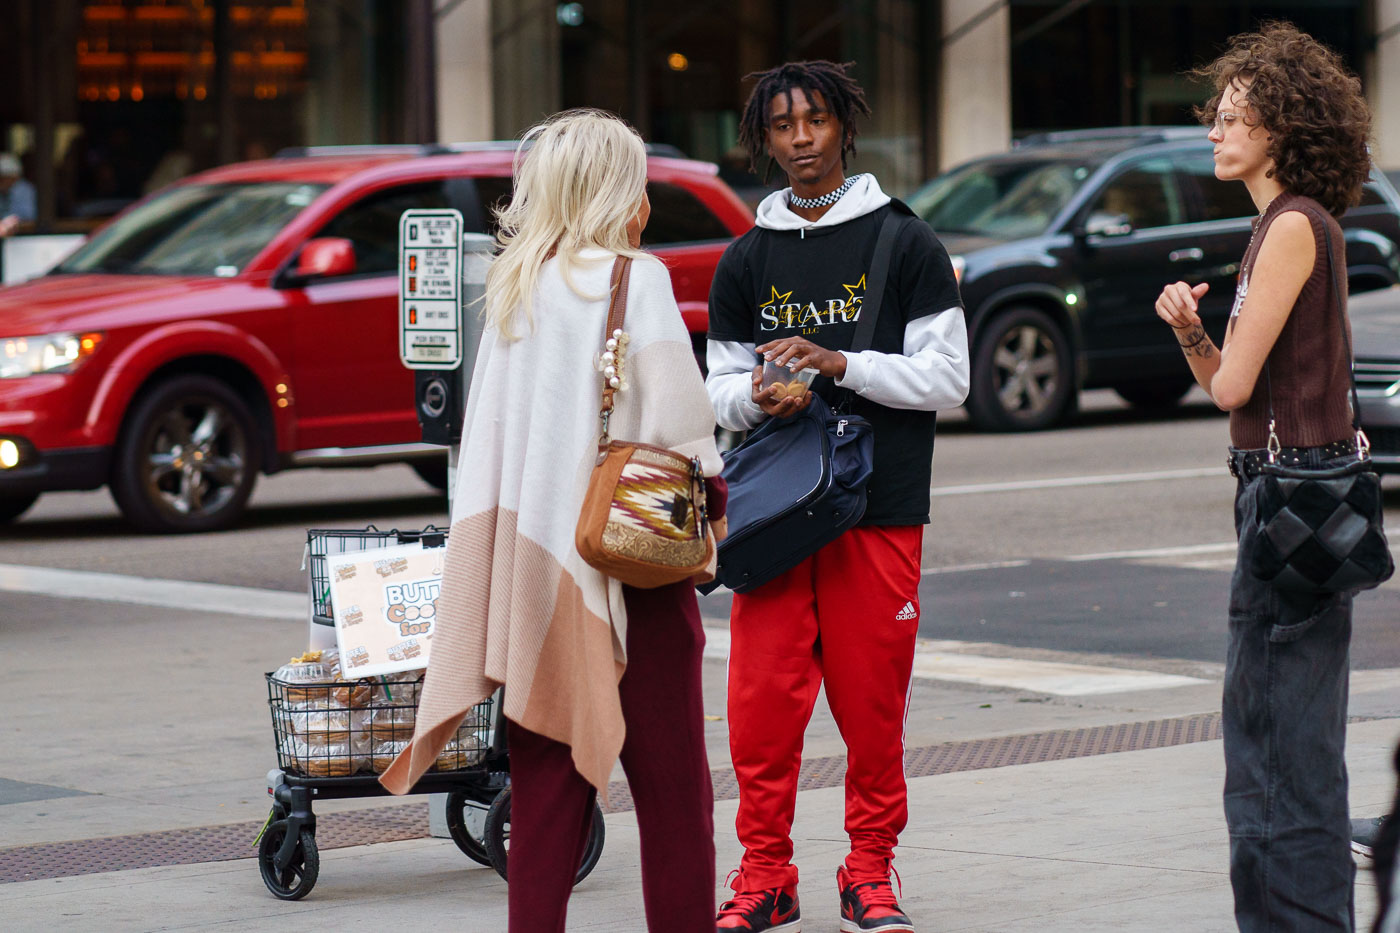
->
xmin=789 ymin=174 xmax=863 ymax=210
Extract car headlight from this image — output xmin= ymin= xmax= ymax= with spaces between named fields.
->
xmin=0 ymin=332 xmax=104 ymax=378
xmin=949 ymin=255 xmax=965 ymax=284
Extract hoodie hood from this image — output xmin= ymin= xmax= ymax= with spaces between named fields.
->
xmin=754 ymin=173 xmax=892 ymax=232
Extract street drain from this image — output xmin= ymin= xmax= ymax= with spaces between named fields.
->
xmin=0 ymin=710 xmax=1319 ymax=883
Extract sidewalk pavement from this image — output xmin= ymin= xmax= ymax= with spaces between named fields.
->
xmin=4 ymin=717 xmax=1397 ymax=932
xmin=5 ymin=590 xmax=1400 ymax=931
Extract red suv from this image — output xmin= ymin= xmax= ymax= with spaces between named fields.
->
xmin=0 ymin=145 xmax=753 ymax=532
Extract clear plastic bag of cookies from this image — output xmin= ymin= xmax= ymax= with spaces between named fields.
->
xmin=369 ymin=669 xmax=425 ymax=707
xmin=286 ymin=707 xmax=355 ymax=736
xmin=280 ymin=735 xmax=369 ymax=777
xmin=369 ymin=737 xmax=409 ymax=774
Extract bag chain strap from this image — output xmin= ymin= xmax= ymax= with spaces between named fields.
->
xmin=597 ymin=257 xmax=633 ymax=450
xmin=1260 ymin=207 xmax=1369 ymax=463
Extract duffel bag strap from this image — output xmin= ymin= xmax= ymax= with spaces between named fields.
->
xmin=833 ymin=207 xmax=909 ymax=413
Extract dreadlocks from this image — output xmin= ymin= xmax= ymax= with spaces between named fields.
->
xmin=738 ymin=60 xmax=872 ymax=183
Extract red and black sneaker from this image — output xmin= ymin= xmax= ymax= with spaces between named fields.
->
xmin=837 ymin=866 xmax=914 ymax=932
xmin=716 ymin=883 xmax=801 ymax=931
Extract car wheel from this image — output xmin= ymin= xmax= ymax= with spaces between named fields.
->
xmin=967 ymin=306 xmax=1075 ymax=431
xmin=110 ymin=375 xmax=260 ymax=533
xmin=411 ymin=456 xmax=450 ymax=491
xmin=0 ymin=492 xmax=39 ymax=524
xmin=1113 ymin=377 xmax=1195 ymax=411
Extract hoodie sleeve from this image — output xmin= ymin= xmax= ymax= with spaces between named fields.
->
xmin=834 ymin=309 xmax=969 ymax=411
xmin=705 ymin=339 xmax=766 ymax=431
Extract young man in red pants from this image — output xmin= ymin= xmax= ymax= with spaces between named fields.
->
xmin=705 ymin=61 xmax=969 ymax=932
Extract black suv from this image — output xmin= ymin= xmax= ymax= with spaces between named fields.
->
xmin=909 ymin=127 xmax=1400 ymax=431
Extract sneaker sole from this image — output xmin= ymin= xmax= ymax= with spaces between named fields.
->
xmin=840 ymin=921 xmax=915 ymax=932
xmin=1353 ymin=840 xmax=1375 ymax=859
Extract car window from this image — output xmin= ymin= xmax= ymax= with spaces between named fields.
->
xmin=317 ymin=182 xmax=453 ymax=276
xmin=468 ymin=176 xmax=729 ymax=247
xmin=474 ymin=175 xmax=512 ymax=237
xmin=1360 ymin=184 xmax=1387 ymax=208
xmin=908 ymin=159 xmax=1095 ymax=238
xmin=1088 ymin=159 xmax=1183 ymax=231
xmin=55 ymin=182 xmax=328 ymax=277
xmin=1175 ymin=152 xmax=1257 ymax=221
xmin=639 ymin=182 xmax=731 ymax=245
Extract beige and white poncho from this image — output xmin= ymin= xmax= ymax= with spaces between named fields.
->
xmin=381 ymin=250 xmax=723 ymax=795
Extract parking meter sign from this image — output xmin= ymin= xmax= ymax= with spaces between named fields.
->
xmin=398 ymin=209 xmax=463 ymax=370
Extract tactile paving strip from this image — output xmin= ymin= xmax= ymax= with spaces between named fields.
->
xmin=0 ymin=803 xmax=430 ymax=884
xmin=0 ymin=711 xmax=1300 ymax=883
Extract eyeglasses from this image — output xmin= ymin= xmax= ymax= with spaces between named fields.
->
xmin=1212 ymin=111 xmax=1242 ymax=134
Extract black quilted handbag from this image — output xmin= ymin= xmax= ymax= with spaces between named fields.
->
xmin=1248 ymin=217 xmax=1394 ymax=594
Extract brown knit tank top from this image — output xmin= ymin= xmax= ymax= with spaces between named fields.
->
xmin=1228 ymin=192 xmax=1354 ymax=449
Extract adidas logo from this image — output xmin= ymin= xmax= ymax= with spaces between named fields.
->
xmin=895 ymin=601 xmax=917 ymax=621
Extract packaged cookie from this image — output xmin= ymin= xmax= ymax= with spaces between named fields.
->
xmin=369 ymin=737 xmax=410 ymax=774
xmin=280 ymin=736 xmax=366 ymax=777
xmin=287 ymin=707 xmax=354 ymax=736
xmin=759 ymin=359 xmax=817 ymax=398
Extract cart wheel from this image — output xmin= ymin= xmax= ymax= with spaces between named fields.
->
xmin=258 ymin=823 xmax=319 ymax=900
xmin=483 ymin=784 xmax=605 ymax=885
xmin=445 ymin=791 xmax=492 ymax=866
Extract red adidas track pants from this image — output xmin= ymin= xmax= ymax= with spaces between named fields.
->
xmin=727 ymin=524 xmax=923 ymax=891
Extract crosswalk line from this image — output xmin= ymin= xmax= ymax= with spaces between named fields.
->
xmin=700 ymin=627 xmax=1211 ymax=696
xmin=0 ymin=562 xmax=1215 ymax=697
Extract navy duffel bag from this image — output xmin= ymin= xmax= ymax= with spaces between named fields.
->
xmin=706 ymin=392 xmax=874 ymax=593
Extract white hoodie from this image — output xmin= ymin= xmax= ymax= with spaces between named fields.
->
xmin=705 ymin=174 xmax=970 ymax=432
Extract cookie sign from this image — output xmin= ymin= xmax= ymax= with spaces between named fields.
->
xmin=325 ymin=541 xmax=446 ymax=676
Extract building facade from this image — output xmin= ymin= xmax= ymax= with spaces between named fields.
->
xmin=0 ymin=0 xmax=1393 ymax=235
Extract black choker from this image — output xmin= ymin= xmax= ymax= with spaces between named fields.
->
xmin=789 ymin=174 xmax=863 ymax=210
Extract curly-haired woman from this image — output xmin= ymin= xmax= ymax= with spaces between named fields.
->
xmin=1155 ymin=23 xmax=1371 ymax=931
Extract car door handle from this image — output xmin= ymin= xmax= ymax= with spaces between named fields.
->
xmin=1169 ymin=248 xmax=1204 ymax=262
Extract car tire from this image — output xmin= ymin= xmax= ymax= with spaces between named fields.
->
xmin=967 ymin=306 xmax=1075 ymax=431
xmin=0 ymin=492 xmax=39 ymax=524
xmin=110 ymin=375 xmax=261 ymax=533
xmin=1113 ymin=377 xmax=1195 ymax=411
xmin=411 ymin=456 xmax=450 ymax=491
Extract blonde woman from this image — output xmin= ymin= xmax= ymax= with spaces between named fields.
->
xmin=381 ymin=109 xmax=728 ymax=932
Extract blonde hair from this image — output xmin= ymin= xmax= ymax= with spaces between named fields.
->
xmin=485 ymin=109 xmax=649 ymax=340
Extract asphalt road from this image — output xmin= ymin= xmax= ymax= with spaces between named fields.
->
xmin=8 ymin=387 xmax=1400 ymax=669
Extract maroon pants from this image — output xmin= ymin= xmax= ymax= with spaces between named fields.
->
xmin=506 ymin=580 xmax=717 ymax=932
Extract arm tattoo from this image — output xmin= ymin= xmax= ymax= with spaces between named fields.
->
xmin=1176 ymin=325 xmax=1214 ymax=359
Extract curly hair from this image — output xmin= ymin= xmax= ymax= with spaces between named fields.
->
xmin=738 ymin=60 xmax=871 ymax=183
xmin=1192 ymin=21 xmax=1371 ymax=218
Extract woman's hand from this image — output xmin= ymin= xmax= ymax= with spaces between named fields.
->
xmin=757 ymin=336 xmax=848 ymax=379
xmin=751 ymin=365 xmax=812 ymax=417
xmin=1155 ymin=281 xmax=1210 ymax=330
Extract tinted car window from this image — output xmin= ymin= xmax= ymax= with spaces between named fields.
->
xmin=1360 ymin=184 xmax=1387 ymax=208
xmin=475 ymin=175 xmax=512 ymax=237
xmin=1088 ymin=159 xmax=1183 ymax=231
xmin=639 ymin=182 xmax=731 ymax=245
xmin=318 ymin=182 xmax=452 ymax=276
xmin=1176 ymin=152 xmax=1257 ymax=221
xmin=469 ymin=176 xmax=728 ymax=247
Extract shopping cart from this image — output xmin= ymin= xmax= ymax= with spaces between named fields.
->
xmin=255 ymin=526 xmax=604 ymax=900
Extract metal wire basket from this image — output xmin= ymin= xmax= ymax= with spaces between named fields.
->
xmin=265 ymin=671 xmax=494 ymax=778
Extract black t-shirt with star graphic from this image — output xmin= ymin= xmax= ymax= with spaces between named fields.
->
xmin=707 ymin=201 xmax=963 ymax=526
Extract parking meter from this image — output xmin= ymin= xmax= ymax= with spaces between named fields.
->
xmin=398 ymin=211 xmax=492 ymax=441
